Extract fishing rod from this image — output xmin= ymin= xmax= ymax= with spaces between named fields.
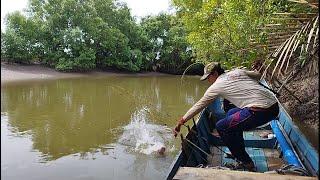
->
xmin=258 ymin=81 xmax=280 ymax=97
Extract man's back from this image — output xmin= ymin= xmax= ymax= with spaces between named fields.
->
xmin=212 ymin=69 xmax=277 ymax=108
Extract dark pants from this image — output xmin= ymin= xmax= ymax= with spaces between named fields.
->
xmin=216 ymin=103 xmax=279 ymax=164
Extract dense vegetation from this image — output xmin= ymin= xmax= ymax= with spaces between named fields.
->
xmin=172 ymin=0 xmax=317 ymax=68
xmin=1 ymin=0 xmax=316 ymax=73
xmin=1 ymin=0 xmax=192 ymax=73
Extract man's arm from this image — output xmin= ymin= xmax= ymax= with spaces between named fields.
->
xmin=173 ymin=86 xmax=219 ymax=137
xmin=182 ymin=85 xmax=219 ymax=122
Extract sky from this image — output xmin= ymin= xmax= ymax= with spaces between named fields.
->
xmin=1 ymin=0 xmax=172 ymax=31
xmin=1 ymin=0 xmax=29 ymax=30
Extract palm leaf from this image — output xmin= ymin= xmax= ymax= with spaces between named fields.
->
xmin=313 ymin=26 xmax=319 ymax=49
xmin=262 ymin=14 xmax=319 ymax=80
xmin=277 ymin=33 xmax=297 ymax=78
xmin=285 ymin=29 xmax=304 ymax=73
xmin=271 ymin=36 xmax=293 ymax=78
xmin=292 ymin=21 xmax=312 ymax=53
xmin=259 ymin=38 xmax=288 ymax=74
xmin=305 ymin=16 xmax=318 ymax=53
xmin=260 ymin=39 xmax=288 ymax=78
xmin=273 ymin=38 xmax=288 ymax=57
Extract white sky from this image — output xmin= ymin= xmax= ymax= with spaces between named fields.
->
xmin=121 ymin=0 xmax=172 ymax=18
xmin=1 ymin=0 xmax=172 ymax=31
xmin=1 ymin=0 xmax=29 ymax=31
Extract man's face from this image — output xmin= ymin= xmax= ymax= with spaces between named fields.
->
xmin=207 ymin=72 xmax=218 ymax=84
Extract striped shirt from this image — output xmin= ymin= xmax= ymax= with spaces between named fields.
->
xmin=183 ymin=69 xmax=277 ymax=121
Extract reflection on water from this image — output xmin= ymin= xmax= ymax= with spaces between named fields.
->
xmin=1 ymin=75 xmax=207 ymax=180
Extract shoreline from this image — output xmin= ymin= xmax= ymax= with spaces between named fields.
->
xmin=1 ymin=62 xmax=175 ymax=85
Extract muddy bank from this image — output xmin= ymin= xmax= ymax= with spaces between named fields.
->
xmin=1 ymin=63 xmax=173 ymax=85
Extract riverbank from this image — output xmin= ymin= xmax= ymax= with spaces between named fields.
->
xmin=1 ymin=62 xmax=171 ymax=85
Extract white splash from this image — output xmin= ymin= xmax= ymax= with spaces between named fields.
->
xmin=118 ymin=107 xmax=174 ymax=155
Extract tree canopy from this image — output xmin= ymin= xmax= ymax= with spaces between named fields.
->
xmin=172 ymin=0 xmax=317 ymax=68
xmin=1 ymin=0 xmax=317 ymax=72
xmin=2 ymin=0 xmax=192 ymax=72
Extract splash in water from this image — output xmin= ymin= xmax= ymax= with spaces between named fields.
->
xmin=118 ymin=107 xmax=174 ymax=155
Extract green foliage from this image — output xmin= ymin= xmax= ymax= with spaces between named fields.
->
xmin=4 ymin=0 xmax=306 ymax=73
xmin=172 ymin=0 xmax=266 ymax=68
xmin=140 ymin=14 xmax=193 ymax=73
xmin=1 ymin=32 xmax=5 ymax=58
xmin=2 ymin=29 xmax=32 ymax=64
xmin=171 ymin=0 xmax=313 ymax=69
xmin=1 ymin=12 xmax=38 ymax=63
xmin=56 ymin=47 xmax=96 ymax=72
xmin=1 ymin=0 xmax=153 ymax=72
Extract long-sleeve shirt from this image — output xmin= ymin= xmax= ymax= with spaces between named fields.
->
xmin=182 ymin=69 xmax=277 ymax=121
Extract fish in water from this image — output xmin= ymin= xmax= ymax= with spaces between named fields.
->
xmin=157 ymin=146 xmax=166 ymax=155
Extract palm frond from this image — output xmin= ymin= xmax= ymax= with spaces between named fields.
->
xmin=271 ymin=35 xmax=294 ymax=78
xmin=313 ymin=26 xmax=319 ymax=49
xmin=285 ymin=29 xmax=304 ymax=73
xmin=305 ymin=16 xmax=318 ymax=52
xmin=262 ymin=14 xmax=319 ymax=80
xmin=277 ymin=32 xmax=298 ymax=77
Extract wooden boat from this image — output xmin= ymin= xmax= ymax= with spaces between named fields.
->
xmin=166 ymin=83 xmax=319 ymax=179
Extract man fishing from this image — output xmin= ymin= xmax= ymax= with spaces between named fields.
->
xmin=173 ymin=62 xmax=279 ymax=171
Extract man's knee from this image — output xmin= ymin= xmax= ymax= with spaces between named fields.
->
xmin=226 ymin=107 xmax=241 ymax=116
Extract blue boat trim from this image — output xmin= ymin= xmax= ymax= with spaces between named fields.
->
xmin=262 ymin=80 xmax=319 ymax=176
xmin=270 ymin=120 xmax=302 ymax=167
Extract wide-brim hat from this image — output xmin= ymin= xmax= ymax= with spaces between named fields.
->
xmin=200 ymin=62 xmax=220 ymax=81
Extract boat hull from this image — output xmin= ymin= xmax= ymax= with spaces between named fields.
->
xmin=166 ymin=97 xmax=318 ymax=179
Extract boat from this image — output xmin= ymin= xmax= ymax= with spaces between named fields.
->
xmin=166 ymin=81 xmax=319 ymax=179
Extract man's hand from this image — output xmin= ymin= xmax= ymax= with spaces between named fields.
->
xmin=173 ymin=117 xmax=186 ymax=137
xmin=173 ymin=124 xmax=181 ymax=137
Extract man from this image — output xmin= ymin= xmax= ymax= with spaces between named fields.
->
xmin=173 ymin=62 xmax=279 ymax=171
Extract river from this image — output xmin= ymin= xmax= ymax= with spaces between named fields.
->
xmin=1 ymin=75 xmax=207 ymax=180
xmin=1 ymin=75 xmax=318 ymax=180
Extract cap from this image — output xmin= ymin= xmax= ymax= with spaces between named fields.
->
xmin=200 ymin=62 xmax=221 ymax=81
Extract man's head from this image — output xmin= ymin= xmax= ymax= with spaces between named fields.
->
xmin=200 ymin=62 xmax=224 ymax=84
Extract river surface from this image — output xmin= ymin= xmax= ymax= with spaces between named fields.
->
xmin=1 ymin=75 xmax=208 ymax=180
xmin=1 ymin=75 xmax=318 ymax=180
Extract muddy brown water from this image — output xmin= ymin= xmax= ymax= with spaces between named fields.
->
xmin=1 ymin=75 xmax=208 ymax=180
xmin=1 ymin=75 xmax=318 ymax=180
